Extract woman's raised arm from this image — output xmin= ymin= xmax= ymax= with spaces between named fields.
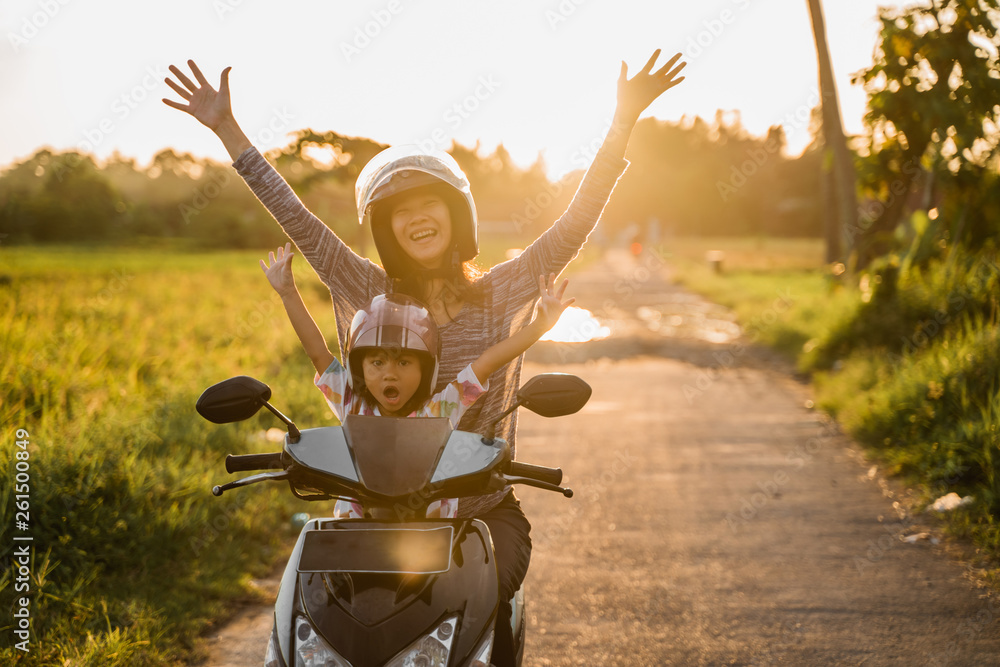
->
xmin=605 ymin=49 xmax=686 ymax=159
xmin=163 ymin=60 xmax=384 ymax=308
xmin=162 ymin=60 xmax=252 ymax=162
xmin=508 ymin=49 xmax=686 ymax=286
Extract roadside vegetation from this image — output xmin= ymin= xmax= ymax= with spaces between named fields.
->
xmin=669 ymin=231 xmax=1000 ymax=577
xmin=671 ymin=0 xmax=1000 ymax=573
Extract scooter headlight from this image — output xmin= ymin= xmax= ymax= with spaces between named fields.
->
xmin=265 ymin=624 xmax=282 ymax=667
xmin=466 ymin=628 xmax=495 ymax=667
xmin=294 ymin=615 xmax=353 ymax=667
xmin=384 ymin=615 xmax=459 ymax=667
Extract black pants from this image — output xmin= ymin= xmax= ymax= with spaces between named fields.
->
xmin=479 ymin=490 xmax=531 ymax=667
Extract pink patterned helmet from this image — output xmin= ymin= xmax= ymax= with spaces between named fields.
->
xmin=346 ymin=293 xmax=440 ymax=404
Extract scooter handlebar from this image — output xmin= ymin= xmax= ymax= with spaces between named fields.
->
xmin=225 ymin=452 xmax=284 ymax=474
xmin=508 ymin=461 xmax=563 ymax=486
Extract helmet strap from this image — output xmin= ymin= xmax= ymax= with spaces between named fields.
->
xmin=418 ymin=249 xmax=462 ymax=280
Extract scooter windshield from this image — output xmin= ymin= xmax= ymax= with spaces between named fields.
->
xmin=343 ymin=415 xmax=452 ymax=497
xmin=283 ymin=417 xmax=506 ymax=501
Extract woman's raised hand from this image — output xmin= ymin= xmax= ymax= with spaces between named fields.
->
xmin=260 ymin=243 xmax=297 ymax=298
xmin=162 ymin=60 xmax=235 ymax=132
xmin=615 ymin=49 xmax=686 ymax=126
xmin=535 ymin=273 xmax=575 ymax=330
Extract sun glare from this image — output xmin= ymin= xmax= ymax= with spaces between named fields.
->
xmin=540 ymin=306 xmax=612 ymax=343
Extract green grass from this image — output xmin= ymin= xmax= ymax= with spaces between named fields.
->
xmin=0 ymin=238 xmax=582 ymax=664
xmin=661 ymin=237 xmax=854 ymax=365
xmin=0 ymin=246 xmax=343 ymax=665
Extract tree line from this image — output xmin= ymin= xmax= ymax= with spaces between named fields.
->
xmin=0 ymin=115 xmax=826 ymax=252
xmin=2 ymin=0 xmax=997 ymax=266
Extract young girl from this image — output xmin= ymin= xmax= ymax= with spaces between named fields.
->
xmin=260 ymin=242 xmax=573 ymax=519
xmin=165 ymin=50 xmax=685 ymax=664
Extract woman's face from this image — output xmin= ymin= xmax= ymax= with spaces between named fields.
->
xmin=390 ymin=189 xmax=453 ymax=269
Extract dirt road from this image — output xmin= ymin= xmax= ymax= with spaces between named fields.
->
xmin=197 ymin=250 xmax=1000 ymax=666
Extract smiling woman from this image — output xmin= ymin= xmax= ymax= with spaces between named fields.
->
xmin=388 ymin=191 xmax=454 ymax=270
xmin=164 ymin=49 xmax=685 ymax=666
xmin=355 ymin=143 xmax=481 ymax=321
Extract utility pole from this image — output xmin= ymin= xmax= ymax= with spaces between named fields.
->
xmin=807 ymin=0 xmax=859 ymax=266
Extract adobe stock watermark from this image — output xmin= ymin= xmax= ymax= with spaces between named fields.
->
xmin=61 ymin=65 xmax=170 ymax=175
xmin=340 ymin=0 xmax=404 ymax=63
xmin=682 ymin=287 xmax=794 ymax=404
xmin=213 ymin=0 xmax=250 ymax=20
xmin=874 ymin=253 xmax=1000 ymax=363
xmin=681 ymin=0 xmax=753 ymax=62
xmin=928 ymin=596 xmax=1000 ymax=666
xmin=80 ymin=268 xmax=136 ymax=317
xmin=545 ymin=0 xmax=589 ymax=30
xmin=509 ymin=116 xmax=621 ymax=234
xmin=843 ymin=158 xmax=921 ymax=246
xmin=716 ymin=88 xmax=820 ymax=202
xmin=531 ymin=448 xmax=637 ymax=552
xmin=532 ymin=245 xmax=673 ymax=364
xmin=7 ymin=0 xmax=73 ymax=53
xmin=232 ymin=291 xmax=284 ymax=341
xmin=189 ymin=500 xmax=243 ymax=556
xmin=570 ymin=116 xmax=623 ymax=171
xmin=852 ymin=460 xmax=971 ymax=576
xmin=510 ymin=177 xmax=567 ymax=235
xmin=412 ymin=75 xmax=501 ymax=154
xmin=724 ymin=419 xmax=839 ymax=533
xmin=178 ymin=107 xmax=294 ymax=223
xmin=43 ymin=67 xmax=167 ymax=182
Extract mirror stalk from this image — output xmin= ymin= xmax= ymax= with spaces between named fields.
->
xmin=264 ymin=402 xmax=301 ymax=443
xmin=484 ymin=400 xmax=522 ymax=442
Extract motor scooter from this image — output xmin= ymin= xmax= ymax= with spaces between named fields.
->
xmin=196 ymin=372 xmax=590 ymax=667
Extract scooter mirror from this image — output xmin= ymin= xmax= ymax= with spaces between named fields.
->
xmin=196 ymin=376 xmax=272 ymax=424
xmin=517 ymin=373 xmax=592 ymax=418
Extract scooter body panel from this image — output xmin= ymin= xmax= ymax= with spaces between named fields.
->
xmin=273 ymin=517 xmax=498 ymax=666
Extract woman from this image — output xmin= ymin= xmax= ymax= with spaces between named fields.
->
xmin=163 ymin=50 xmax=684 ymax=664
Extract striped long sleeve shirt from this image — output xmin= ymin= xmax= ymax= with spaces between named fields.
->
xmin=233 ymin=146 xmax=628 ymax=517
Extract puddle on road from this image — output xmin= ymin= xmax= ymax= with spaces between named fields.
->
xmin=636 ymin=294 xmax=741 ymax=344
xmin=537 ymin=296 xmax=741 ymax=346
xmin=540 ymin=306 xmax=612 ymax=343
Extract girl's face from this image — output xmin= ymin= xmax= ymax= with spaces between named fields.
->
xmin=390 ymin=189 xmax=453 ymax=269
xmin=361 ymin=349 xmax=423 ymax=416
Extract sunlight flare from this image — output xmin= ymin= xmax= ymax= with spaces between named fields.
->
xmin=539 ymin=306 xmax=611 ymax=343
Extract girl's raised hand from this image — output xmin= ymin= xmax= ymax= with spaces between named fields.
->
xmin=616 ymin=49 xmax=686 ymax=125
xmin=162 ymin=60 xmax=234 ymax=131
xmin=260 ymin=243 xmax=297 ymax=297
xmin=535 ymin=273 xmax=575 ymax=330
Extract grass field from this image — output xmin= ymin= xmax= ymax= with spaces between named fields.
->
xmin=0 ymin=245 xmax=348 ymax=665
xmin=0 ymin=237 xmax=583 ymax=664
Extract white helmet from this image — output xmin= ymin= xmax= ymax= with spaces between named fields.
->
xmin=355 ymin=145 xmax=478 ymax=278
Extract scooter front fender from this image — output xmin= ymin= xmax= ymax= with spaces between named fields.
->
xmin=272 ymin=518 xmax=499 ymax=666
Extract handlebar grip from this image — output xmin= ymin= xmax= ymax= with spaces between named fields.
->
xmin=508 ymin=461 xmax=563 ymax=486
xmin=225 ymin=452 xmax=284 ymax=474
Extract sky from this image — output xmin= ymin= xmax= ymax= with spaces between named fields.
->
xmin=0 ymin=0 xmax=913 ymax=179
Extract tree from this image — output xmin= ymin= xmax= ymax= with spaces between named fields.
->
xmin=851 ymin=0 xmax=1000 ymax=266
xmin=807 ymin=0 xmax=859 ymax=265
